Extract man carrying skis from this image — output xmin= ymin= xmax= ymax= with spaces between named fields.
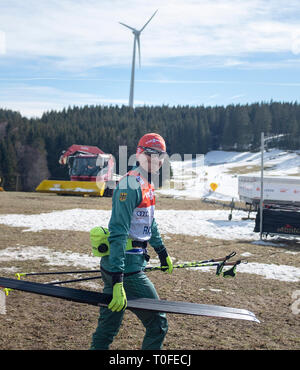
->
xmin=90 ymin=133 xmax=173 ymax=350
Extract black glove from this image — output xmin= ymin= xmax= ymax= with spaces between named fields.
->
xmin=158 ymin=249 xmax=173 ymax=274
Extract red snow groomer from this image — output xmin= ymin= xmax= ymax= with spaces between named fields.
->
xmin=36 ymin=144 xmax=119 ymax=197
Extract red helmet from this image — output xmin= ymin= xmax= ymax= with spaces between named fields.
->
xmin=136 ymin=133 xmax=166 ymax=155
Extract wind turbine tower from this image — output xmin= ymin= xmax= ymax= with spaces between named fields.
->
xmin=119 ymin=10 xmax=158 ymax=108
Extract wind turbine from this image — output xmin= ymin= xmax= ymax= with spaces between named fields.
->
xmin=119 ymin=10 xmax=158 ymax=108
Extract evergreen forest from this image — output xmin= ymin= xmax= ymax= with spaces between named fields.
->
xmin=0 ymin=101 xmax=300 ymax=191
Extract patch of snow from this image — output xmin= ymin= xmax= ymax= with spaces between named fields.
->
xmin=0 ymin=245 xmax=98 ymax=270
xmin=241 ymin=252 xmax=253 ymax=257
xmin=0 ymin=209 xmax=258 ymax=241
xmin=251 ymin=240 xmax=287 ymax=247
xmin=239 ymin=262 xmax=300 ymax=283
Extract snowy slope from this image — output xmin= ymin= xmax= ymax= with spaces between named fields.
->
xmin=158 ymin=149 xmax=300 ymax=201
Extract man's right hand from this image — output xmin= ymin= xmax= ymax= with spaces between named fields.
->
xmin=158 ymin=249 xmax=173 ymax=274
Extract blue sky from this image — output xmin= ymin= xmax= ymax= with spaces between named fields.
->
xmin=0 ymin=0 xmax=300 ymax=117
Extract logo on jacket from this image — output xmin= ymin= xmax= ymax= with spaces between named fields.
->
xmin=119 ymin=192 xmax=127 ymax=201
xmin=136 ymin=210 xmax=149 ymax=217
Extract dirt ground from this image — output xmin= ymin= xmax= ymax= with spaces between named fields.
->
xmin=0 ymin=191 xmax=299 ymax=350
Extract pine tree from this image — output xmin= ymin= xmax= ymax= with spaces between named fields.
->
xmin=252 ymin=104 xmax=272 ymax=146
xmin=232 ymin=105 xmax=252 ymax=150
xmin=1 ymin=137 xmax=18 ymax=190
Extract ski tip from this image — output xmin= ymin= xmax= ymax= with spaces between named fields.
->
xmin=247 ymin=310 xmax=260 ymax=323
xmin=246 ymin=314 xmax=260 ymax=323
xmin=240 ymin=309 xmax=260 ymax=323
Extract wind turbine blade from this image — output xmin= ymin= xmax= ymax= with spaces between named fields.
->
xmin=119 ymin=22 xmax=137 ymax=32
xmin=139 ymin=9 xmax=158 ymax=32
xmin=137 ymin=34 xmax=141 ymax=67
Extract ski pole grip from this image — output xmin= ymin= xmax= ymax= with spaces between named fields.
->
xmin=223 ymin=266 xmax=236 ymax=278
xmin=223 ymin=260 xmax=243 ymax=278
xmin=15 ymin=273 xmax=26 ymax=280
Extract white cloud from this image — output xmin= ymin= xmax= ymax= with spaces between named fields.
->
xmin=0 ymin=31 xmax=6 ymax=54
xmin=0 ymin=0 xmax=300 ymax=70
xmin=291 ymin=30 xmax=300 ymax=55
xmin=230 ymin=94 xmax=246 ymax=100
xmin=208 ymin=94 xmax=220 ymax=99
xmin=0 ymin=84 xmax=130 ymax=118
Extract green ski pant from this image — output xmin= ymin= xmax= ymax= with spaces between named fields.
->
xmin=90 ymin=270 xmax=168 ymax=350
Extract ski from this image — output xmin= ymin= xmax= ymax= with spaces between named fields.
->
xmin=0 ymin=277 xmax=260 ymax=323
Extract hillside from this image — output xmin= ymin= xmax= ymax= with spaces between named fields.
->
xmin=158 ymin=148 xmax=300 ymax=201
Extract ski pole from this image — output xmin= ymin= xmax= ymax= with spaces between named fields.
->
xmin=26 ymin=260 xmax=245 ymax=286
xmin=18 ymin=261 xmax=242 ymax=287
xmin=40 ymin=263 xmax=238 ymax=286
xmin=143 ymin=251 xmax=237 ymax=272
xmin=7 ymin=260 xmax=246 ymax=291
xmin=199 ymin=251 xmax=236 ymax=264
xmin=46 ymin=275 xmax=102 ymax=286
xmin=14 ymin=252 xmax=240 ymax=285
xmin=15 ymin=252 xmax=237 ymax=279
xmin=172 ymin=251 xmax=236 ymax=268
xmin=15 ymin=269 xmax=101 ymax=279
xmin=144 ymin=259 xmax=244 ymax=272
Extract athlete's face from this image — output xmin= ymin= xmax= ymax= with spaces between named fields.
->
xmin=137 ymin=149 xmax=165 ymax=174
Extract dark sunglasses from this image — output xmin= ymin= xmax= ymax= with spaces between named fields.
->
xmin=139 ymin=146 xmax=167 ymax=159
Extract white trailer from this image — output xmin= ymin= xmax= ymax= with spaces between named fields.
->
xmin=238 ymin=175 xmax=300 ymax=207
